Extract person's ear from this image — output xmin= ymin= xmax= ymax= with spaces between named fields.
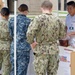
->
xmin=41 ymin=7 xmax=43 ymax=11
xmin=50 ymin=8 xmax=52 ymax=12
xmin=24 ymin=11 xmax=28 ymax=15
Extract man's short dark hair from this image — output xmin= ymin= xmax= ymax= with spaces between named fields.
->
xmin=41 ymin=1 xmax=53 ymax=9
xmin=67 ymin=1 xmax=75 ymax=7
xmin=1 ymin=7 xmax=10 ymax=16
xmin=18 ymin=4 xmax=28 ymax=12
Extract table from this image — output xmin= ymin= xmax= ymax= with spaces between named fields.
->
xmin=58 ymin=46 xmax=75 ymax=75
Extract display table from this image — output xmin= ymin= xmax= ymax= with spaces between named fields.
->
xmin=27 ymin=46 xmax=75 ymax=75
xmin=58 ymin=46 xmax=75 ymax=75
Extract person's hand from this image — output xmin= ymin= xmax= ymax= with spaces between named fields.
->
xmin=67 ymin=32 xmax=75 ymax=37
xmin=66 ymin=32 xmax=72 ymax=37
xmin=31 ymin=42 xmax=38 ymax=49
xmin=62 ymin=35 xmax=70 ymax=40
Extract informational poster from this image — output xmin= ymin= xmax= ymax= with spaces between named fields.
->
xmin=57 ymin=46 xmax=74 ymax=75
xmin=27 ymin=46 xmax=75 ymax=75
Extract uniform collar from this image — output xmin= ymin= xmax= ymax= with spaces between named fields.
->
xmin=1 ymin=18 xmax=8 ymax=21
xmin=69 ymin=14 xmax=75 ymax=18
xmin=43 ymin=13 xmax=52 ymax=15
xmin=18 ymin=14 xmax=26 ymax=17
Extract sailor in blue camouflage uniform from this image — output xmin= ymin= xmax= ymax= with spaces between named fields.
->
xmin=9 ymin=4 xmax=31 ymax=75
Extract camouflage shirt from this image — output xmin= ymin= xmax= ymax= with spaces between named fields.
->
xmin=27 ymin=13 xmax=66 ymax=54
xmin=9 ymin=14 xmax=31 ymax=51
xmin=0 ymin=19 xmax=11 ymax=50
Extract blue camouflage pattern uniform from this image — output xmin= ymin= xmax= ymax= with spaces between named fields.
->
xmin=27 ymin=13 xmax=66 ymax=75
xmin=9 ymin=14 xmax=31 ymax=75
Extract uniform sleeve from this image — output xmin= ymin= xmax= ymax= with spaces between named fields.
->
xmin=0 ymin=21 xmax=12 ymax=41
xmin=65 ymin=16 xmax=68 ymax=26
xmin=26 ymin=19 xmax=31 ymax=29
xmin=58 ymin=19 xmax=66 ymax=39
xmin=8 ymin=19 xmax=13 ymax=38
xmin=65 ymin=16 xmax=68 ymax=32
xmin=25 ymin=19 xmax=31 ymax=32
xmin=65 ymin=14 xmax=69 ymax=26
xmin=26 ymin=17 xmax=40 ymax=44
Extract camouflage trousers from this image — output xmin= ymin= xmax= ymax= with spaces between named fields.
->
xmin=33 ymin=52 xmax=59 ymax=75
xmin=0 ymin=50 xmax=11 ymax=75
xmin=10 ymin=49 xmax=30 ymax=75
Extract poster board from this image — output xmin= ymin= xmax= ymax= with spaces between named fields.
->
xmin=58 ymin=46 xmax=75 ymax=75
xmin=71 ymin=52 xmax=75 ymax=75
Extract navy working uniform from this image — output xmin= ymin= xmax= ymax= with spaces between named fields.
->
xmin=9 ymin=14 xmax=31 ymax=75
xmin=27 ymin=13 xmax=66 ymax=75
xmin=0 ymin=19 xmax=11 ymax=75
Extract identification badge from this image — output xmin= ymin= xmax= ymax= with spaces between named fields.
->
xmin=69 ymin=27 xmax=74 ymax=30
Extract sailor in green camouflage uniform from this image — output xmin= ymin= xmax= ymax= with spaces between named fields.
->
xmin=0 ymin=7 xmax=11 ymax=75
xmin=27 ymin=1 xmax=66 ymax=75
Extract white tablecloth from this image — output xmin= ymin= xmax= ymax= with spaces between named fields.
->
xmin=27 ymin=50 xmax=36 ymax=75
